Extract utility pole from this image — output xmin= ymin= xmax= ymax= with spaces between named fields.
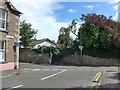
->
xmin=15 ymin=17 xmax=20 ymax=69
xmin=79 ymin=45 xmax=83 ymax=63
xmin=49 ymin=47 xmax=52 ymax=64
xmin=79 ymin=27 xmax=84 ymax=64
xmin=16 ymin=42 xmax=19 ymax=69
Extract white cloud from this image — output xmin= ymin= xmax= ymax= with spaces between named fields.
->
xmin=108 ymin=0 xmax=120 ymax=4
xmin=67 ymin=9 xmax=76 ymax=13
xmin=113 ymin=11 xmax=118 ymax=21
xmin=113 ymin=9 xmax=120 ymax=21
xmin=113 ymin=5 xmax=118 ymax=10
xmin=109 ymin=0 xmax=120 ymax=21
xmin=10 ymin=0 xmax=68 ymax=42
xmin=83 ymin=5 xmax=94 ymax=10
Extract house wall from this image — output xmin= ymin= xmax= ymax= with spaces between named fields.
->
xmin=0 ymin=1 xmax=20 ymax=70
xmin=34 ymin=41 xmax=56 ymax=48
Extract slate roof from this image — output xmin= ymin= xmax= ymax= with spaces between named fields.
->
xmin=4 ymin=0 xmax=23 ymax=16
xmin=31 ymin=38 xmax=57 ymax=47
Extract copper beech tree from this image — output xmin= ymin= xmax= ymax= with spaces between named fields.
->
xmin=79 ymin=13 xmax=120 ymax=48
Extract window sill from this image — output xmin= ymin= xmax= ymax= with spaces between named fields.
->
xmin=0 ymin=29 xmax=8 ymax=33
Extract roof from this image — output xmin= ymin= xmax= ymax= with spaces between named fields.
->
xmin=4 ymin=1 xmax=23 ymax=16
xmin=31 ymin=38 xmax=58 ymax=47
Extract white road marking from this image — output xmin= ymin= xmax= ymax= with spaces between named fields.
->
xmin=32 ymin=69 xmax=41 ymax=71
xmin=42 ymin=69 xmax=50 ymax=71
xmin=12 ymin=85 xmax=23 ymax=88
xmin=23 ymin=68 xmax=30 ymax=70
xmin=60 ymin=69 xmax=67 ymax=71
xmin=41 ymin=70 xmax=67 ymax=81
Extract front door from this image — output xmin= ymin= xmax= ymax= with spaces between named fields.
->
xmin=0 ymin=41 xmax=5 ymax=61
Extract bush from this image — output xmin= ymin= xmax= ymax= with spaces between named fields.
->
xmin=83 ymin=47 xmax=120 ymax=59
xmin=32 ymin=46 xmax=75 ymax=63
xmin=32 ymin=46 xmax=53 ymax=53
xmin=52 ymin=47 xmax=75 ymax=63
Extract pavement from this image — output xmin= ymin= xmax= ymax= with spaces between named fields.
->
xmin=1 ymin=63 xmax=120 ymax=90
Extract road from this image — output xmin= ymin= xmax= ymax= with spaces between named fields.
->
xmin=1 ymin=63 xmax=119 ymax=89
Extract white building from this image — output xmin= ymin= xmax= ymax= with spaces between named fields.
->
xmin=31 ymin=38 xmax=57 ymax=48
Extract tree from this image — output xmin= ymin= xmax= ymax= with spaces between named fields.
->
xmin=20 ymin=20 xmax=37 ymax=48
xmin=80 ymin=13 xmax=117 ymax=39
xmin=57 ymin=27 xmax=73 ymax=47
xmin=68 ymin=19 xmax=79 ymax=37
xmin=78 ymin=22 xmax=108 ymax=48
xmin=79 ymin=13 xmax=119 ymax=48
xmin=116 ymin=22 xmax=120 ymax=47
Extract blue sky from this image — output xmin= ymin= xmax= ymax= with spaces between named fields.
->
xmin=11 ymin=0 xmax=119 ymax=41
xmin=54 ymin=2 xmax=117 ymax=22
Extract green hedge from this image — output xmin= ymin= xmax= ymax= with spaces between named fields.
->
xmin=52 ymin=47 xmax=75 ymax=63
xmin=83 ymin=47 xmax=120 ymax=59
xmin=32 ymin=46 xmax=51 ymax=53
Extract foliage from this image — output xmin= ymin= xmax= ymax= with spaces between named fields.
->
xmin=57 ymin=27 xmax=73 ymax=47
xmin=117 ymin=22 xmax=120 ymax=31
xmin=32 ymin=45 xmax=120 ymax=64
xmin=20 ymin=20 xmax=37 ymax=48
xmin=83 ymin=47 xmax=120 ymax=59
xmin=32 ymin=46 xmax=57 ymax=54
xmin=32 ymin=46 xmax=75 ymax=63
xmin=53 ymin=46 xmax=75 ymax=62
xmin=79 ymin=13 xmax=120 ymax=48
xmin=80 ymin=13 xmax=117 ymax=39
xmin=80 ymin=13 xmax=116 ymax=28
xmin=33 ymin=14 xmax=120 ymax=64
xmin=68 ymin=19 xmax=79 ymax=37
xmin=78 ymin=22 xmax=109 ymax=48
xmin=116 ymin=22 xmax=120 ymax=47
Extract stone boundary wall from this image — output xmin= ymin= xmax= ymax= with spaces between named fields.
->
xmin=60 ymin=55 xmax=120 ymax=66
xmin=20 ymin=49 xmax=120 ymax=66
xmin=20 ymin=49 xmax=50 ymax=64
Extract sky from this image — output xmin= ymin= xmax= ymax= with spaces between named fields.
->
xmin=10 ymin=0 xmax=120 ymax=42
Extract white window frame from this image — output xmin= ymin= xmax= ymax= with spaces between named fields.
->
xmin=0 ymin=8 xmax=7 ymax=30
xmin=0 ymin=40 xmax=5 ymax=61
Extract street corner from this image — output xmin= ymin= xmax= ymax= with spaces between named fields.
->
xmin=0 ymin=68 xmax=30 ymax=78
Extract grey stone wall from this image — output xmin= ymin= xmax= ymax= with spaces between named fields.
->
xmin=20 ymin=49 xmax=51 ymax=64
xmin=60 ymin=55 xmax=120 ymax=66
xmin=20 ymin=49 xmax=120 ymax=66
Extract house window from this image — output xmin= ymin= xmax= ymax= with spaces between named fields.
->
xmin=0 ymin=41 xmax=5 ymax=61
xmin=0 ymin=9 xmax=7 ymax=30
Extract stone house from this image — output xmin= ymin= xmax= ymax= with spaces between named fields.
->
xmin=0 ymin=0 xmax=22 ymax=71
